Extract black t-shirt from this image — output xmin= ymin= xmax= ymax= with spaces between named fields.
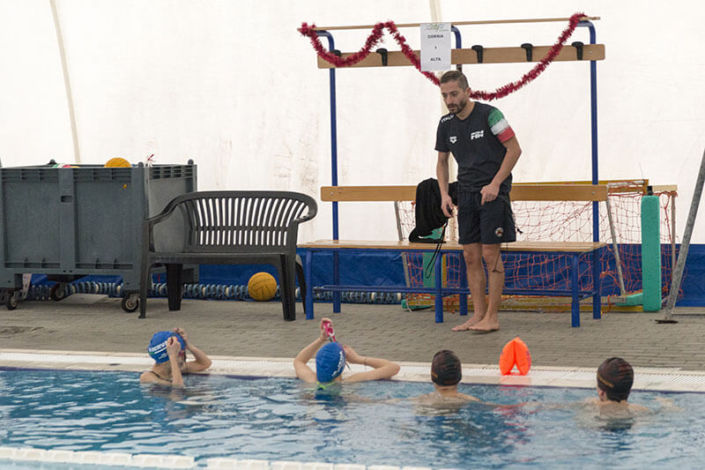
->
xmin=435 ymin=102 xmax=515 ymax=193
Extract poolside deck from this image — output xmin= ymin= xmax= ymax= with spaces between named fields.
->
xmin=1 ymin=295 xmax=704 ymax=372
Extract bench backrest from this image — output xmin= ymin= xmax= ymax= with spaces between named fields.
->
xmin=148 ymin=191 xmax=317 ymax=253
xmin=321 ymin=184 xmax=608 ymax=202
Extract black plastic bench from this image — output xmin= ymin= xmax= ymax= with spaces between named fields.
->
xmin=139 ymin=191 xmax=317 ymax=320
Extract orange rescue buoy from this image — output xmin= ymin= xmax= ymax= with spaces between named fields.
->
xmin=499 ymin=337 xmax=532 ymax=375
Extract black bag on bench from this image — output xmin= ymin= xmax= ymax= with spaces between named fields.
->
xmin=408 ymin=178 xmax=458 ymax=243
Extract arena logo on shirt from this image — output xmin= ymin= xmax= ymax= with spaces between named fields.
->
xmin=470 ymin=130 xmax=484 ymax=140
xmin=449 ymin=136 xmax=457 ymax=144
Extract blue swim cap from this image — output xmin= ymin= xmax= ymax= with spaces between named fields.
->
xmin=148 ymin=331 xmax=186 ymax=364
xmin=315 ymin=342 xmax=346 ymax=383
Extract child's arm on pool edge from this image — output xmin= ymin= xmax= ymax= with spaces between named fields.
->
xmin=342 ymin=345 xmax=400 ymax=383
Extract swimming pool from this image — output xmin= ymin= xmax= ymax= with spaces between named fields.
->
xmin=1 ymin=367 xmax=705 ymax=469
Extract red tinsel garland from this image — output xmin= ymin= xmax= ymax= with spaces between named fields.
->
xmin=298 ymin=12 xmax=587 ymax=100
xmin=298 ymin=20 xmax=440 ymax=85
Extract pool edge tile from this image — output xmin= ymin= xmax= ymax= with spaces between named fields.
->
xmin=2 ymin=348 xmax=705 ymax=392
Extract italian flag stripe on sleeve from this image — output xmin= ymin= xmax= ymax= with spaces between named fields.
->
xmin=488 ymin=108 xmax=515 ymax=143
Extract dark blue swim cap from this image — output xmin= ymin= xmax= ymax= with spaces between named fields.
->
xmin=315 ymin=342 xmax=346 ymax=383
xmin=148 ymin=331 xmax=186 ymax=364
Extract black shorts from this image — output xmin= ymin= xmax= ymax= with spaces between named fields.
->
xmin=457 ymin=191 xmax=516 ymax=245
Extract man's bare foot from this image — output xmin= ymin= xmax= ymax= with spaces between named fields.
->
xmin=452 ymin=316 xmax=482 ymax=331
xmin=468 ymin=318 xmax=500 ymax=332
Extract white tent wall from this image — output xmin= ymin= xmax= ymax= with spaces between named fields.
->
xmin=0 ymin=1 xmax=704 ymax=243
xmin=0 ymin=1 xmax=74 ymax=165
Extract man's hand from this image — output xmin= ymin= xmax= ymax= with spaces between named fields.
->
xmin=480 ymin=182 xmax=500 ymax=205
xmin=440 ymin=193 xmax=455 ymax=218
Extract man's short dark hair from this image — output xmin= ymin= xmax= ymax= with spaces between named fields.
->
xmin=439 ymin=70 xmax=469 ymax=90
xmin=597 ymin=357 xmax=634 ymax=402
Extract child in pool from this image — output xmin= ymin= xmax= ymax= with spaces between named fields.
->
xmin=586 ymin=357 xmax=650 ymax=416
xmin=414 ymin=350 xmax=481 ymax=405
xmin=293 ymin=318 xmax=400 ymax=387
xmin=140 ymin=327 xmax=212 ymax=387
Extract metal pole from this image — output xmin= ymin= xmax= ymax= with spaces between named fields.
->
xmin=578 ymin=21 xmax=598 ymax=242
xmin=315 ymin=31 xmax=339 ymax=240
xmin=661 ymin=147 xmax=705 ymax=322
xmin=671 ymin=193 xmax=677 ymax=285
xmin=50 ymin=0 xmax=81 ymax=164
xmin=395 ymin=201 xmax=411 ymax=289
xmin=316 ymin=31 xmax=341 ymax=312
xmin=578 ymin=20 xmax=602 ymax=319
xmin=605 ymin=196 xmax=627 ymax=296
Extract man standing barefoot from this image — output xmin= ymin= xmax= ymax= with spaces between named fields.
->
xmin=435 ymin=71 xmax=522 ymax=332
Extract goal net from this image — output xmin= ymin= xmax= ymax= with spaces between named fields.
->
xmin=396 ymin=180 xmax=678 ymax=312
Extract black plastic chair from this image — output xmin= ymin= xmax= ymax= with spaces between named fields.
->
xmin=139 ymin=191 xmax=317 ymax=320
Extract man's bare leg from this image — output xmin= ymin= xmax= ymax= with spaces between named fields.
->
xmin=452 ymin=243 xmax=487 ymax=331
xmin=470 ymin=244 xmax=503 ymax=332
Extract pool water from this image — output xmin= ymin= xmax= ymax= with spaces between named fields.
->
xmin=1 ymin=368 xmax=705 ymax=468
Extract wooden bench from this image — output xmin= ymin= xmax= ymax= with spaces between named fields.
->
xmin=301 ymin=184 xmax=608 ymax=327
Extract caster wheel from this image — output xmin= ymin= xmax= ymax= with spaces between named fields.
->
xmin=6 ymin=292 xmax=18 ymax=310
xmin=121 ymin=295 xmax=139 ymax=313
xmin=50 ymin=283 xmax=67 ymax=301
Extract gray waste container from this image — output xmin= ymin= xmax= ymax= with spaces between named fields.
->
xmin=0 ymin=161 xmax=197 ymax=311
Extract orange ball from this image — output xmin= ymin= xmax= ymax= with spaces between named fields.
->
xmin=104 ymin=157 xmax=131 ymax=168
xmin=247 ymin=272 xmax=277 ymax=301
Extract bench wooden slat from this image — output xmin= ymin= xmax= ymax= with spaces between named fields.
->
xmin=320 ymin=184 xmax=608 ymax=202
xmin=300 ymin=239 xmax=606 ymax=253
xmin=321 ymin=185 xmax=416 ymax=201
xmin=512 ymin=183 xmax=607 ymax=201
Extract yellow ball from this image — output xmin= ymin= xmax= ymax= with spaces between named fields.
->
xmin=247 ymin=272 xmax=277 ymax=301
xmin=104 ymin=157 xmax=131 ymax=168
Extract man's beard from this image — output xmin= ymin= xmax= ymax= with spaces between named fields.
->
xmin=449 ymin=99 xmax=466 ymax=113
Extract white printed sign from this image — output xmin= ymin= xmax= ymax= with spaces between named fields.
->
xmin=420 ymin=23 xmax=451 ymax=71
